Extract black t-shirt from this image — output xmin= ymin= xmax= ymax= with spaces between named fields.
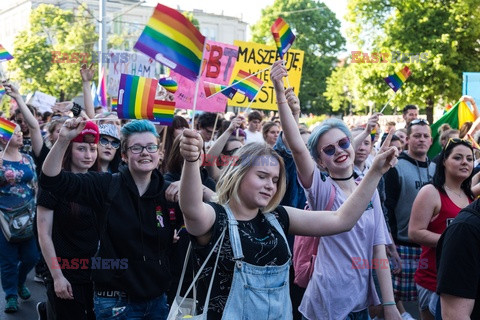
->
xmin=37 ymin=188 xmax=99 ymax=284
xmin=437 ymin=199 xmax=480 ymax=318
xmin=192 ymin=203 xmax=290 ymax=319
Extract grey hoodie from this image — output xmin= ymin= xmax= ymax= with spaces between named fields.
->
xmin=383 ymin=151 xmax=436 ymax=244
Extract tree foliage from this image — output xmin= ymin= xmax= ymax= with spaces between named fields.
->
xmin=251 ymin=0 xmax=345 ymax=114
xmin=325 ymin=0 xmax=480 ymax=121
xmin=11 ymin=4 xmax=98 ymax=101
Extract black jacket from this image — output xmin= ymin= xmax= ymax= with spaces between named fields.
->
xmin=40 ymin=165 xmax=179 ymax=300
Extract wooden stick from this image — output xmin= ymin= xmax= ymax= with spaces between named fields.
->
xmin=161 ymin=125 xmax=168 ymax=152
xmin=1 ymin=135 xmax=13 ymax=160
xmin=210 ymin=113 xmax=220 ymax=142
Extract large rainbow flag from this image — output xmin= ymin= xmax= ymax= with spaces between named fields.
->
xmin=230 ymin=70 xmax=264 ymax=100
xmin=384 ymin=66 xmax=412 ymax=92
xmin=117 ymin=74 xmax=158 ymax=120
xmin=153 ymin=100 xmax=175 ymax=125
xmin=271 ymin=18 xmax=296 ymax=59
xmin=0 ymin=117 xmax=16 ymax=141
xmin=134 ymin=4 xmax=206 ymax=81
xmin=204 ymin=81 xmax=237 ymax=99
xmin=0 ymin=44 xmax=13 ymax=61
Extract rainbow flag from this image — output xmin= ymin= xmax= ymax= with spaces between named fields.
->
xmin=97 ymin=67 xmax=107 ymax=107
xmin=204 ymin=81 xmax=237 ymax=99
xmin=0 ymin=117 xmax=16 ymax=141
xmin=271 ymin=18 xmax=296 ymax=59
xmin=159 ymin=77 xmax=178 ymax=93
xmin=384 ymin=66 xmax=412 ymax=92
xmin=111 ymin=98 xmax=118 ymax=111
xmin=0 ymin=85 xmax=5 ymax=101
xmin=153 ymin=100 xmax=175 ymax=125
xmin=230 ymin=70 xmax=264 ymax=100
xmin=0 ymin=44 xmax=13 ymax=61
xmin=117 ymin=74 xmax=158 ymax=120
xmin=134 ymin=4 xmax=206 ymax=81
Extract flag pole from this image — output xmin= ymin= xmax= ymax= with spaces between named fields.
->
xmin=243 ymin=83 xmax=264 ymax=114
xmin=206 ymin=66 xmax=271 ymax=99
xmin=210 ymin=112 xmax=220 ymax=142
xmin=190 ymin=43 xmax=206 ymax=130
xmin=1 ymin=135 xmax=13 ymax=160
xmin=380 ymin=94 xmax=396 ymax=114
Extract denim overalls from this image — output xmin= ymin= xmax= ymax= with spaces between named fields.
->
xmin=222 ymin=205 xmax=293 ymax=320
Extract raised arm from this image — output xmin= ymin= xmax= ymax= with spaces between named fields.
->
xmin=352 ymin=112 xmax=381 ymax=150
xmin=179 ymin=129 xmax=216 ymax=239
xmin=288 ymin=144 xmax=399 ymax=236
xmin=80 ymin=64 xmax=95 ymax=119
xmin=408 ymin=185 xmax=442 ymax=247
xmin=3 ymin=82 xmax=43 ymax=157
xmin=271 ymin=60 xmax=315 ymax=188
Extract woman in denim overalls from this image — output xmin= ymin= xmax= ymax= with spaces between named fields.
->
xmin=178 ymin=130 xmax=398 ymax=319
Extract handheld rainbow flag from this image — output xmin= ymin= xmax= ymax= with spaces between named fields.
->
xmin=230 ymin=70 xmax=264 ymax=100
xmin=0 ymin=85 xmax=5 ymax=101
xmin=0 ymin=117 xmax=16 ymax=141
xmin=134 ymin=4 xmax=206 ymax=81
xmin=271 ymin=18 xmax=296 ymax=59
xmin=204 ymin=81 xmax=237 ymax=99
xmin=111 ymin=98 xmax=118 ymax=111
xmin=384 ymin=66 xmax=412 ymax=92
xmin=117 ymin=74 xmax=158 ymax=120
xmin=159 ymin=77 xmax=178 ymax=93
xmin=97 ymin=67 xmax=107 ymax=107
xmin=153 ymin=100 xmax=175 ymax=125
xmin=0 ymin=44 xmax=13 ymax=61
xmin=370 ymin=128 xmax=376 ymax=142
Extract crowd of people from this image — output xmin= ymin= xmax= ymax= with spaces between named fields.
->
xmin=0 ymin=60 xmax=479 ymax=320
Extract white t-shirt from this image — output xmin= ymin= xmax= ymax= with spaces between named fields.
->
xmin=245 ymin=130 xmax=264 ymax=144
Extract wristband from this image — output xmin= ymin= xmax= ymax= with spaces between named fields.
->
xmin=382 ymin=301 xmax=396 ymax=306
xmin=71 ymin=102 xmax=81 ymax=117
xmin=185 ymin=153 xmax=201 ymax=163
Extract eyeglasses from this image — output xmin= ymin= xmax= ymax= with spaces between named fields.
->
xmin=223 ymin=147 xmax=240 ymax=156
xmin=321 ymin=137 xmax=351 ymax=156
xmin=408 ymin=119 xmax=430 ymax=127
xmin=445 ymin=138 xmax=473 ymax=150
xmin=99 ymin=137 xmax=120 ymax=149
xmin=127 ymin=144 xmax=159 ymax=154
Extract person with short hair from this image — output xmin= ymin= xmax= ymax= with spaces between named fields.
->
xmin=403 ymin=105 xmax=419 ymax=128
xmin=197 ymin=112 xmax=219 ymax=143
xmin=245 ymin=111 xmax=264 ymax=144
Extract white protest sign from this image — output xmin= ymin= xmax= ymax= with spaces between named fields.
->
xmin=28 ymin=91 xmax=57 ymax=114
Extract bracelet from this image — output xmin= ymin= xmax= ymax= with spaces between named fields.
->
xmin=185 ymin=154 xmax=201 ymax=163
xmin=71 ymin=102 xmax=81 ymax=117
xmin=382 ymin=301 xmax=396 ymax=306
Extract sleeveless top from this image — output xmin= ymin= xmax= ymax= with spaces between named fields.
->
xmin=414 ymin=189 xmax=471 ymax=291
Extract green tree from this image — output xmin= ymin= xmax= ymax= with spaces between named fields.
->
xmin=251 ymin=0 xmax=345 ymax=114
xmin=11 ymin=4 xmax=98 ymax=101
xmin=327 ymin=0 xmax=480 ymax=121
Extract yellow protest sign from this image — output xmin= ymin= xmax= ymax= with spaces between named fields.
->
xmin=228 ymin=40 xmax=304 ymax=110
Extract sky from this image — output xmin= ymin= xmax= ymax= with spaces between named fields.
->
xmin=145 ymin=0 xmax=351 ymax=52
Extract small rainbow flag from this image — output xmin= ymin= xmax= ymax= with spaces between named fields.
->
xmin=0 ymin=85 xmax=5 ymax=101
xmin=204 ymin=81 xmax=237 ymax=99
xmin=0 ymin=44 xmax=13 ymax=61
xmin=230 ymin=70 xmax=264 ymax=100
xmin=153 ymin=100 xmax=175 ymax=125
xmin=0 ymin=117 xmax=16 ymax=141
xmin=159 ymin=77 xmax=178 ymax=93
xmin=271 ymin=18 xmax=296 ymax=59
xmin=134 ymin=4 xmax=206 ymax=81
xmin=384 ymin=66 xmax=412 ymax=92
xmin=111 ymin=98 xmax=118 ymax=111
xmin=370 ymin=128 xmax=376 ymax=142
xmin=117 ymin=74 xmax=158 ymax=120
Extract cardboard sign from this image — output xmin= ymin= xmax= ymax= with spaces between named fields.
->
xmin=170 ymin=40 xmax=239 ymax=112
xmin=228 ymin=40 xmax=304 ymax=110
xmin=28 ymin=91 xmax=56 ymax=114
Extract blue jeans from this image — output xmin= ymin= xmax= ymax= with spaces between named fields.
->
xmin=0 ymin=232 xmax=39 ymax=299
xmin=94 ymin=293 xmax=168 ymax=320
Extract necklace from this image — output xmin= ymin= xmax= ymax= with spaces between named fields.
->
xmin=331 ymin=173 xmax=355 ymax=181
xmin=445 ymin=185 xmax=462 ymax=198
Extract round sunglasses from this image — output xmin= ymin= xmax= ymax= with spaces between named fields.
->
xmin=99 ymin=137 xmax=120 ymax=149
xmin=321 ymin=137 xmax=351 ymax=156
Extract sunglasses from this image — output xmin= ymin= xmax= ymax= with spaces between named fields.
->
xmin=408 ymin=119 xmax=430 ymax=127
xmin=445 ymin=138 xmax=473 ymax=150
xmin=99 ymin=137 xmax=120 ymax=149
xmin=321 ymin=137 xmax=351 ymax=156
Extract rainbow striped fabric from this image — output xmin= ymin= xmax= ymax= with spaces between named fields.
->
xmin=134 ymin=4 xmax=206 ymax=81
xmin=111 ymin=98 xmax=118 ymax=111
xmin=0 ymin=44 xmax=13 ymax=61
xmin=0 ymin=85 xmax=5 ymax=101
xmin=159 ymin=77 xmax=178 ymax=93
xmin=230 ymin=70 xmax=264 ymax=100
xmin=384 ymin=66 xmax=412 ymax=92
xmin=117 ymin=74 xmax=158 ymax=120
xmin=0 ymin=117 xmax=16 ymax=141
xmin=204 ymin=81 xmax=237 ymax=99
xmin=98 ymin=67 xmax=107 ymax=107
xmin=271 ymin=18 xmax=295 ymax=59
xmin=153 ymin=100 xmax=175 ymax=125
